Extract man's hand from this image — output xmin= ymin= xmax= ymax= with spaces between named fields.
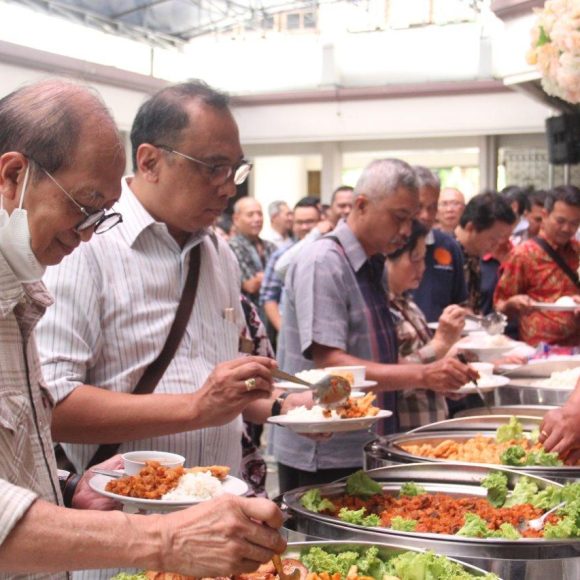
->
xmin=421 ymin=357 xmax=479 ymax=392
xmin=433 ymin=305 xmax=465 ymax=348
xmin=157 ymin=495 xmax=286 ymax=577
xmin=499 ymin=294 xmax=536 ymax=316
xmin=72 ymin=455 xmax=123 ymax=510
xmin=192 ymin=356 xmax=277 ymax=428
xmin=540 ymin=406 xmax=580 ymax=463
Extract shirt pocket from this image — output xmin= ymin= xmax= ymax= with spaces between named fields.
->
xmin=0 ymin=394 xmax=31 ymax=476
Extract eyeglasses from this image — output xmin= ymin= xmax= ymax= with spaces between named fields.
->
xmin=40 ymin=167 xmax=122 ymax=234
xmin=156 ymin=144 xmax=252 ymax=186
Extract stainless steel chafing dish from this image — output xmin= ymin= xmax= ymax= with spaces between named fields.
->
xmin=282 ymin=463 xmax=580 ymax=580
xmin=283 ymin=541 xmax=496 ymax=578
xmin=362 ymin=415 xmax=580 ymax=483
xmin=454 ymin=405 xmax=556 ymax=419
xmin=493 ymin=378 xmax=572 ymax=407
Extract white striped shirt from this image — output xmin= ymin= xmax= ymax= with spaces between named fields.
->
xmin=38 ymin=178 xmax=246 ymax=475
xmin=0 ymin=252 xmax=65 ymax=580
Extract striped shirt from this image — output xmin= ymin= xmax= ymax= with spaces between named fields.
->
xmin=0 ymin=252 xmax=65 ymax=580
xmin=37 ymin=179 xmax=247 ymax=476
xmin=270 ymin=221 xmax=397 ymax=471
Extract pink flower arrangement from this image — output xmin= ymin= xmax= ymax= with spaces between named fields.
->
xmin=528 ymin=0 xmax=580 ymax=104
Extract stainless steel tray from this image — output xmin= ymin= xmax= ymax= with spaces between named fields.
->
xmin=406 ymin=415 xmax=542 ymax=433
xmin=497 ymin=358 xmax=580 ymax=378
xmin=284 ymin=541 xmax=495 ymax=578
xmin=454 ymin=406 xmax=556 ymax=419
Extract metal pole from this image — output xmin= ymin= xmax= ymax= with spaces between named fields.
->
xmin=548 ymin=163 xmax=554 ymax=188
xmin=564 ymin=164 xmax=570 ymax=185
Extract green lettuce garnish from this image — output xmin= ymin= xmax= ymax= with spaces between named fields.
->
xmin=300 ymin=546 xmax=360 ymax=578
xmin=300 ymin=488 xmax=335 ymax=513
xmin=491 ymin=523 xmax=521 ymax=540
xmin=481 ymin=471 xmax=509 ymax=508
xmin=390 ymin=516 xmax=418 ymax=532
xmin=504 ymin=477 xmax=539 ymax=507
xmin=456 ymin=512 xmax=492 ymax=538
xmin=525 ymin=448 xmax=563 ymax=466
xmin=496 ymin=416 xmax=523 ymax=443
xmin=529 ymin=485 xmax=562 ymax=510
xmin=399 ymin=482 xmax=426 ymax=497
xmin=337 ymin=507 xmax=380 ymax=527
xmin=500 ymin=445 xmax=527 ymax=466
xmin=345 ymin=470 xmax=383 ymax=498
xmin=544 ymin=516 xmax=578 ymax=538
xmin=354 ymin=546 xmax=387 ymax=579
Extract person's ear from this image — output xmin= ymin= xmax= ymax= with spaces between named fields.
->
xmin=135 ymin=144 xmax=163 ymax=183
xmin=0 ymin=152 xmax=28 ymax=200
xmin=354 ymin=194 xmax=369 ymax=213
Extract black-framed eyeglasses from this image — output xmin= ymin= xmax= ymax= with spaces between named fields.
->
xmin=39 ymin=167 xmax=123 ymax=234
xmin=156 ymin=144 xmax=252 ymax=186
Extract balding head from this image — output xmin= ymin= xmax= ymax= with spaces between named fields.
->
xmin=0 ymin=79 xmax=121 ymax=183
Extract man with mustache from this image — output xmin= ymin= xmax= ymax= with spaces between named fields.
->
xmin=0 ymin=79 xmax=285 ymax=579
xmin=270 ymin=158 xmax=476 ymax=492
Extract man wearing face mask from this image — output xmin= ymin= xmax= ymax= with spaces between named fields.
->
xmin=0 ymin=80 xmax=285 ymax=579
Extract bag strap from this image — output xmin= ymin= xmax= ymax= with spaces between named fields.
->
xmin=532 ymin=236 xmax=580 ymax=289
xmin=86 ymin=243 xmax=202 ymax=468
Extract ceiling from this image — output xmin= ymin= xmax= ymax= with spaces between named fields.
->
xmin=13 ymin=0 xmax=324 ymax=46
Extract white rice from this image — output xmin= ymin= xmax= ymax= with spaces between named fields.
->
xmin=539 ymin=367 xmax=580 ymax=389
xmin=555 ymin=296 xmax=576 ymax=307
xmin=295 ymin=369 xmax=327 ymax=384
xmin=162 ymin=471 xmax=223 ymax=501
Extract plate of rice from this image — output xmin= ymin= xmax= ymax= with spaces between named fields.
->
xmin=89 ymin=462 xmax=248 ymax=512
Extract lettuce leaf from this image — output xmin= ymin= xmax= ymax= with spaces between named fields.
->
xmin=496 ymin=416 xmax=523 ymax=443
xmin=399 ymin=482 xmax=426 ymax=497
xmin=355 ymin=546 xmax=387 ymax=579
xmin=300 ymin=547 xmax=360 ymax=577
xmin=345 ymin=470 xmax=382 ymax=498
xmin=544 ymin=516 xmax=578 ymax=539
xmin=500 ymin=445 xmax=527 ymax=466
xmin=491 ymin=523 xmax=521 ymax=539
xmin=525 ymin=449 xmax=563 ymax=466
xmin=390 ymin=516 xmax=417 ymax=532
xmin=504 ymin=477 xmax=539 ymax=507
xmin=300 ymin=488 xmax=335 ymax=513
xmin=456 ymin=513 xmax=492 ymax=538
xmin=337 ymin=507 xmax=380 ymax=527
xmin=529 ymin=485 xmax=562 ymax=510
xmin=481 ymin=471 xmax=509 ymax=508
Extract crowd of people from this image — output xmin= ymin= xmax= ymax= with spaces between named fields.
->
xmin=1 ymin=76 xmax=579 ymax=579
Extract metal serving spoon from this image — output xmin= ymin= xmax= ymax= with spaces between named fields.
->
xmin=272 ymin=368 xmax=351 ymax=405
xmin=465 ymin=311 xmax=508 ymax=335
xmin=524 ymin=501 xmax=566 ymax=532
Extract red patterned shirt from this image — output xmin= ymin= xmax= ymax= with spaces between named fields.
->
xmin=494 ymin=236 xmax=580 ymax=346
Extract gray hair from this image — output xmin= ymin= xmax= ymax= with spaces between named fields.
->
xmin=130 ymin=79 xmax=230 ymax=171
xmin=412 ymin=165 xmax=440 ymax=191
xmin=0 ymin=79 xmax=118 ymax=182
xmin=354 ymin=158 xmax=418 ymax=202
xmin=268 ymin=200 xmax=288 ymax=219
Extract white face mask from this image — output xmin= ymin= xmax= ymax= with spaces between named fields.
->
xmin=0 ymin=165 xmax=46 ymax=283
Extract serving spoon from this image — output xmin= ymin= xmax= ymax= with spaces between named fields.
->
xmin=523 ymin=501 xmax=566 ymax=532
xmin=272 ymin=368 xmax=351 ymax=405
xmin=464 ymin=312 xmax=508 ymax=335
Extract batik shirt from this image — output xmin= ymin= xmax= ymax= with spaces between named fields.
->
xmin=494 ymin=236 xmax=580 ymax=346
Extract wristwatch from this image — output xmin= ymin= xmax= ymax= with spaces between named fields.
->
xmin=57 ymin=469 xmax=81 ymax=508
xmin=271 ymin=391 xmax=290 ymax=417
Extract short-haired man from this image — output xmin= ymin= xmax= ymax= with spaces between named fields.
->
xmin=495 ymin=185 xmax=580 ymax=346
xmin=411 ymin=166 xmax=467 ymax=322
xmin=511 ymin=189 xmax=547 ymax=246
xmin=271 ymin=159 xmax=476 ymax=492
xmin=260 ymin=197 xmax=320 ymax=335
xmin=229 ymin=197 xmax=277 ymax=313
xmin=274 ymin=185 xmax=355 ymax=282
xmin=265 ymin=200 xmax=293 ymax=248
xmin=436 ymin=187 xmax=465 ymax=236
xmin=454 ymin=192 xmax=517 ymax=313
xmin=0 ymin=80 xmax=284 ymax=578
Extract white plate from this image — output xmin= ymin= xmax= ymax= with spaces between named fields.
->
xmin=457 ymin=375 xmax=510 ymax=394
xmin=458 ymin=338 xmax=524 ymax=361
xmin=532 ymin=301 xmax=579 ymax=312
xmin=274 ymin=379 xmax=378 ymax=392
xmin=89 ymin=473 xmax=248 ymax=512
xmin=497 ymin=357 xmax=580 ymax=378
xmin=428 ymin=319 xmax=480 ymax=333
xmin=267 ymin=409 xmax=392 ymax=434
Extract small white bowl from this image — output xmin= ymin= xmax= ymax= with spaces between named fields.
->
xmin=122 ymin=451 xmax=185 ymax=475
xmin=325 ymin=365 xmax=366 ymax=385
xmin=469 ymin=362 xmax=494 ymax=378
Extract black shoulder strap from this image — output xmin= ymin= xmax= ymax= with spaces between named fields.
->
xmin=532 ymin=236 xmax=580 ymax=289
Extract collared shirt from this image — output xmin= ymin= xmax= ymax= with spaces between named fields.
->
xmin=270 ymin=221 xmax=397 ymax=472
xmin=229 ymin=233 xmax=276 ymax=306
xmin=0 ymin=252 xmax=65 ymax=580
xmin=37 ymin=179 xmax=247 ymax=476
xmin=389 ymin=292 xmax=448 ymax=430
xmin=413 ymin=229 xmax=467 ymax=322
xmin=494 ymin=236 xmax=580 ymax=346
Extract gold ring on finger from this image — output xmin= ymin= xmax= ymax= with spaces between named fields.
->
xmin=245 ymin=377 xmax=257 ymax=391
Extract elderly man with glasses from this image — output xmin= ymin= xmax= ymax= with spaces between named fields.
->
xmin=33 ymin=81 xmax=292 ymax=578
xmin=0 ymin=79 xmax=285 ymax=579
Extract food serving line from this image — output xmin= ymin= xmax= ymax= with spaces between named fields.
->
xmin=274 ymin=356 xmax=580 ymax=580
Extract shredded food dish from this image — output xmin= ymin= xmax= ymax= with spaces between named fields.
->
xmin=105 ymin=461 xmax=229 ymax=499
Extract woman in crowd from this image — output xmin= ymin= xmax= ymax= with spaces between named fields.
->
xmin=387 ymin=220 xmax=466 ymax=429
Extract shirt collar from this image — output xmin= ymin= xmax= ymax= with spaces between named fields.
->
xmin=425 ymin=229 xmax=435 ymax=245
xmin=329 ymin=220 xmax=372 ymax=273
xmin=117 ymin=177 xmax=216 ymax=252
